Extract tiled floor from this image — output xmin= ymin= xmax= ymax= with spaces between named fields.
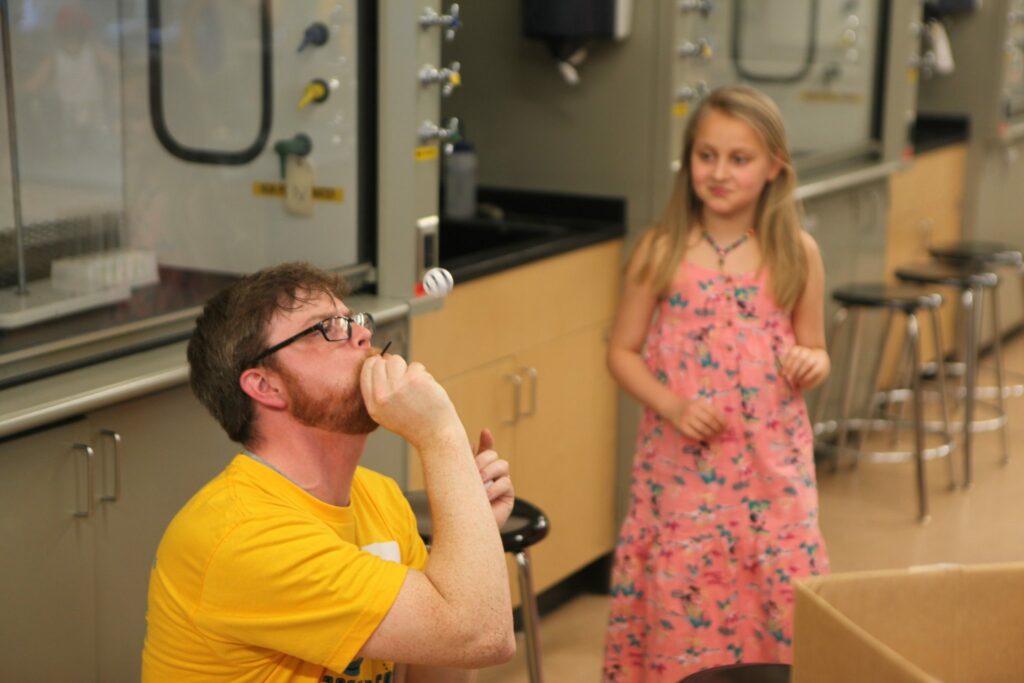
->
xmin=479 ymin=334 xmax=1024 ymax=682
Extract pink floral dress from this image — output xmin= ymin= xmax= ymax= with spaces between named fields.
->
xmin=603 ymin=261 xmax=829 ymax=682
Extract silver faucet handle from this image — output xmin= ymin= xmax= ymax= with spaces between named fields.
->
xmin=420 ymin=3 xmax=461 ymax=41
xmin=419 ymin=117 xmax=461 ymax=144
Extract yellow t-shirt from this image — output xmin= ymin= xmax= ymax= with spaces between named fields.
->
xmin=142 ymin=454 xmax=428 ymax=683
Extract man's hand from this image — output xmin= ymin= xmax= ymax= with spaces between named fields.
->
xmin=474 ymin=429 xmax=514 ymax=529
xmin=780 ymin=345 xmax=830 ymax=390
xmin=361 ymin=354 xmax=464 ymax=451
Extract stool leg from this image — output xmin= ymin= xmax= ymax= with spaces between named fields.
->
xmin=865 ymin=309 xmax=896 ymax=424
xmin=515 ymin=549 xmax=544 ymax=683
xmin=961 ymin=287 xmax=979 ymax=489
xmin=887 ymin=323 xmax=915 ymax=449
xmin=836 ymin=309 xmax=865 ymax=468
xmin=928 ymin=306 xmax=957 ymax=490
xmin=989 ymin=285 xmax=1010 ymax=466
xmin=908 ymin=313 xmax=930 ymax=523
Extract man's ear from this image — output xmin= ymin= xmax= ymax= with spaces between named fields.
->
xmin=239 ymin=367 xmax=288 ymax=410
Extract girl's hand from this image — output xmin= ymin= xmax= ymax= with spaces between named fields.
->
xmin=666 ymin=398 xmax=726 ymax=441
xmin=781 ymin=345 xmax=830 ymax=389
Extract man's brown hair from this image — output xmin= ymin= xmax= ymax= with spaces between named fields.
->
xmin=187 ymin=261 xmax=351 ymax=444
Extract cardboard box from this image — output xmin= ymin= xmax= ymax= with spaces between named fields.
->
xmin=792 ymin=563 xmax=1024 ymax=682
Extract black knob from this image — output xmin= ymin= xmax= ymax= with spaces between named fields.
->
xmin=298 ymin=22 xmax=329 ymax=52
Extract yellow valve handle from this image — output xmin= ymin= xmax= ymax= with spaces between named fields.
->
xmin=298 ymin=81 xmax=328 ymax=110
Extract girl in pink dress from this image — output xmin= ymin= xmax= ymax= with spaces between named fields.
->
xmin=603 ymin=85 xmax=831 ymax=682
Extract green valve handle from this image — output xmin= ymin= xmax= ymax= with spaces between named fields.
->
xmin=273 ymin=133 xmax=313 ymax=178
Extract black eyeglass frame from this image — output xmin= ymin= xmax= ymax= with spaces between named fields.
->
xmin=249 ymin=313 xmax=375 ymax=367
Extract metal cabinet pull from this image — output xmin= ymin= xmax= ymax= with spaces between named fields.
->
xmin=73 ymin=443 xmax=95 ymax=518
xmin=99 ymin=429 xmax=122 ymax=503
xmin=521 ymin=367 xmax=538 ymax=417
xmin=504 ymin=374 xmax=523 ymax=424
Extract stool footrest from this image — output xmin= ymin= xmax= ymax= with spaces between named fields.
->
xmin=814 ymin=419 xmax=955 ymax=464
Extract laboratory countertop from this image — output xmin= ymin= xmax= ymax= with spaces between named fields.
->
xmin=440 ymin=188 xmax=627 ymax=284
xmin=912 ymin=114 xmax=970 ymax=154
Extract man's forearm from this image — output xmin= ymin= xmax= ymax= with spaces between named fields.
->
xmin=418 ymin=429 xmax=513 ymax=641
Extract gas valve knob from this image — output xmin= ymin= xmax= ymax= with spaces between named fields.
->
xmin=297 ymin=22 xmax=329 ymax=52
xmin=679 ymin=0 xmax=713 ymax=17
xmin=419 ymin=61 xmax=462 ymax=96
xmin=273 ymin=133 xmax=312 ymax=178
xmin=676 ymin=80 xmax=710 ymax=102
xmin=678 ymin=38 xmax=713 ymax=59
xmin=297 ymin=79 xmax=330 ymax=109
xmin=419 ymin=117 xmax=460 ymax=145
xmin=419 ymin=3 xmax=461 ymax=41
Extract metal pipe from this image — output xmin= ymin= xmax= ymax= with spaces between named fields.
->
xmin=0 ymin=0 xmax=26 ymax=294
xmin=989 ymin=285 xmax=1010 ymax=466
xmin=928 ymin=307 xmax=956 ymax=490
xmin=907 ymin=313 xmax=929 ymax=523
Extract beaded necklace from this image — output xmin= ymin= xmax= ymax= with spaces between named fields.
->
xmin=702 ymin=229 xmax=754 ymax=270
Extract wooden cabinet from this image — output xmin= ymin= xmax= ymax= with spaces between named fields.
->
xmin=882 ymin=144 xmax=966 ymax=379
xmin=0 ymin=420 xmax=97 ymax=681
xmin=0 ymin=385 xmax=235 ymax=682
xmin=409 ymin=240 xmax=623 ymax=594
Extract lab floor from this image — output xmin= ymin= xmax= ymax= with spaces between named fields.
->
xmin=478 ymin=333 xmax=1024 ymax=682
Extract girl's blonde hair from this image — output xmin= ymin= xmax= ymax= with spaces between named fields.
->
xmin=635 ymin=85 xmax=807 ymax=311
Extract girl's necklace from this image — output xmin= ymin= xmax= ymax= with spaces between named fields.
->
xmin=702 ymin=229 xmax=754 ymax=270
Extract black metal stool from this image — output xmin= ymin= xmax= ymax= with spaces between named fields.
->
xmin=813 ymin=283 xmax=955 ymax=523
xmin=929 ymin=239 xmax=1024 ymax=401
xmin=403 ymin=491 xmax=550 ymax=683
xmin=894 ymin=262 xmax=1009 ymax=488
xmin=680 ymin=663 xmax=791 ymax=682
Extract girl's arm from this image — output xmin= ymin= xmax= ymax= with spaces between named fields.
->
xmin=782 ymin=231 xmax=831 ymax=389
xmin=608 ymin=233 xmax=725 ymax=439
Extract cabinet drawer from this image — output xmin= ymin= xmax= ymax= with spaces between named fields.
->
xmin=890 ymin=145 xmax=966 ymax=218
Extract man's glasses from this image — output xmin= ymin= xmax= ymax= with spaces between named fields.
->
xmin=250 ymin=312 xmax=375 ymax=366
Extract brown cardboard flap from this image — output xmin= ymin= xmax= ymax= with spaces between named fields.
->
xmin=793 ymin=563 xmax=1024 ymax=682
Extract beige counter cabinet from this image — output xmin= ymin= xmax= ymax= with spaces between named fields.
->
xmin=0 ymin=385 xmax=234 ymax=682
xmin=410 ymin=240 xmax=623 ymax=595
xmin=881 ymin=144 xmax=966 ymax=381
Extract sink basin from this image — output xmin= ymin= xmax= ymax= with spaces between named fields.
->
xmin=439 ymin=218 xmax=571 ymax=264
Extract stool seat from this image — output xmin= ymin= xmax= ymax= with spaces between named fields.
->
xmin=831 ymin=283 xmax=941 ymax=311
xmin=679 ymin=663 xmax=791 ymax=682
xmin=403 ymin=490 xmax=550 ymax=553
xmin=894 ymin=262 xmax=999 ymax=289
xmin=929 ymin=240 xmax=1024 ymax=269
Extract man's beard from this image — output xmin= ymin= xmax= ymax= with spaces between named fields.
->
xmin=279 ymin=366 xmax=379 ymax=435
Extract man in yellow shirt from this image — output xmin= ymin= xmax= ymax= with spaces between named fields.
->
xmin=143 ymin=262 xmax=516 ymax=682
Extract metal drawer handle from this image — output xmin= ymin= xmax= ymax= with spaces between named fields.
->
xmin=521 ymin=367 xmax=538 ymax=417
xmin=100 ymin=429 xmax=122 ymax=503
xmin=73 ymin=443 xmax=95 ymax=518
xmin=505 ymin=374 xmax=523 ymax=424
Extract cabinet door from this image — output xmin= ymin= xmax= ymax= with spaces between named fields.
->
xmin=89 ymin=386 xmax=235 ymax=683
xmin=408 ymin=356 xmax=519 ymax=490
xmin=515 ymin=322 xmax=618 ymax=593
xmin=0 ymin=419 xmax=98 ymax=680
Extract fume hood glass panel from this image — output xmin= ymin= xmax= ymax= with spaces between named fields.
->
xmin=0 ymin=1 xmax=367 ymax=376
xmin=729 ymin=0 xmax=883 ymax=168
